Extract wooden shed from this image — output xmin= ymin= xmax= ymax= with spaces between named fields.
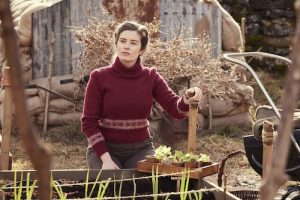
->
xmin=32 ymin=0 xmax=221 ymax=79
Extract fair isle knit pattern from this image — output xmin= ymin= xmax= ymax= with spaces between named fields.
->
xmin=81 ymin=57 xmax=189 ymax=157
xmin=87 ymin=132 xmax=105 ymax=148
xmin=99 ymin=119 xmax=149 ymax=130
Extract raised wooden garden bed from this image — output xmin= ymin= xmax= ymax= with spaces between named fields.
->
xmin=0 ymin=169 xmax=241 ymax=199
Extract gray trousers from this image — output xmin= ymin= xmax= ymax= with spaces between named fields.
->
xmin=86 ymin=138 xmax=155 ymax=169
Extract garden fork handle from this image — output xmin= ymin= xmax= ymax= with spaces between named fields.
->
xmin=188 ymin=102 xmax=198 ymax=153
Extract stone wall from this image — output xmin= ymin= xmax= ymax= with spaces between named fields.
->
xmin=219 ymin=0 xmax=295 ymax=71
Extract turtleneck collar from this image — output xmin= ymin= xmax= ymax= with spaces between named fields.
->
xmin=112 ymin=57 xmax=143 ymax=78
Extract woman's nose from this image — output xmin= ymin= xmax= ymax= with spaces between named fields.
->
xmin=124 ymin=42 xmax=130 ymax=49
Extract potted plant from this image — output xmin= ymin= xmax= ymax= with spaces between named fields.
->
xmin=154 ymin=145 xmax=172 ymax=163
xmin=160 ymin=155 xmax=174 ymax=165
xmin=198 ymin=153 xmax=212 ymax=167
xmin=183 ymin=153 xmax=199 ymax=168
xmin=172 ymin=150 xmax=185 ymax=167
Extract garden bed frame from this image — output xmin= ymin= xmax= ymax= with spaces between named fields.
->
xmin=0 ymin=169 xmax=241 ymax=199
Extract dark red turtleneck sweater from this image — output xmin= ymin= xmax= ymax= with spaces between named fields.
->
xmin=81 ymin=57 xmax=189 ymax=157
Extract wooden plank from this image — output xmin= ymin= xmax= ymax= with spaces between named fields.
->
xmin=188 ymin=102 xmax=198 ymax=153
xmin=32 ymin=0 xmax=72 ymax=79
xmin=137 ymin=161 xmax=219 ymax=179
xmin=201 ymin=180 xmax=241 ymax=200
xmin=69 ymin=0 xmax=104 ymax=71
xmin=159 ymin=0 xmax=221 ymax=56
xmin=0 ymin=169 xmax=143 ymax=181
xmin=0 ymin=86 xmax=12 ymax=170
xmin=32 ymin=0 xmax=222 ymax=78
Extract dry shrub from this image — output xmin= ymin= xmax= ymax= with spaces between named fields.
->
xmin=73 ymin=17 xmax=239 ymax=98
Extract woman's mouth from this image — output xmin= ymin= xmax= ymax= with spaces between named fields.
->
xmin=122 ymin=52 xmax=130 ymax=56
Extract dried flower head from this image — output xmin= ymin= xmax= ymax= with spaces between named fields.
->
xmin=73 ymin=17 xmax=239 ymax=98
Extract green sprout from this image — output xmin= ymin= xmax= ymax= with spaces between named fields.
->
xmin=14 ymin=171 xmax=23 ymax=200
xmin=96 ymin=178 xmax=110 ymax=200
xmin=179 ymin=169 xmax=190 ymax=200
xmin=152 ymin=166 xmax=159 ymax=200
xmin=132 ymin=175 xmax=136 ymax=200
xmin=114 ymin=175 xmax=123 ymax=200
xmin=52 ymin=180 xmax=67 ymax=200
xmin=87 ymin=170 xmax=102 ymax=198
xmin=25 ymin=173 xmax=37 ymax=200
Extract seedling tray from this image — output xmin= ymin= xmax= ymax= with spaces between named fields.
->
xmin=137 ymin=160 xmax=220 ymax=179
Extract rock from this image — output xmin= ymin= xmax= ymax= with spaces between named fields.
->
xmin=246 ymin=23 xmax=261 ymax=35
xmin=247 ymin=14 xmax=262 ymax=23
xmin=261 ymin=19 xmax=294 ymax=36
xmin=249 ymin=0 xmax=271 ymax=10
xmin=263 ymin=36 xmax=291 ymax=48
xmin=264 ymin=9 xmax=295 ymax=19
xmin=245 ymin=34 xmax=264 ymax=46
xmin=263 ymin=46 xmax=291 ymax=56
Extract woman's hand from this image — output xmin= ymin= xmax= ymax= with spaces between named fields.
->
xmin=185 ymin=87 xmax=202 ymax=103
xmin=100 ymin=152 xmax=120 ymax=169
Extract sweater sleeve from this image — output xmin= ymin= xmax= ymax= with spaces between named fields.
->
xmin=81 ymin=70 xmax=108 ymax=157
xmin=151 ymin=68 xmax=189 ymax=119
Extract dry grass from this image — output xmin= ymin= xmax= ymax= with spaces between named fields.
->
xmin=10 ymin=120 xmax=87 ymax=170
xmin=9 ymin=119 xmax=261 ymax=191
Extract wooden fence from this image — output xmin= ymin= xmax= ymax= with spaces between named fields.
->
xmin=32 ymin=0 xmax=221 ymax=79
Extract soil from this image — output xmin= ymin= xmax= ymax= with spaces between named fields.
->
xmin=1 ymin=177 xmax=215 ymax=199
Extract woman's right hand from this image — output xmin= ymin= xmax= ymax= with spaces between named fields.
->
xmin=100 ymin=152 xmax=120 ymax=169
xmin=102 ymin=160 xmax=120 ymax=169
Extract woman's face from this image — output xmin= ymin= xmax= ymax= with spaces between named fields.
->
xmin=116 ymin=30 xmax=144 ymax=68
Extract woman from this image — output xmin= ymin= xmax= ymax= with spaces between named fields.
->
xmin=81 ymin=21 xmax=202 ymax=169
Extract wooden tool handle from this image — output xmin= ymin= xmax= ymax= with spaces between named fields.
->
xmin=188 ymin=102 xmax=198 ymax=153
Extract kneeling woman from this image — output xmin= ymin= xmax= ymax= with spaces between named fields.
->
xmin=81 ymin=21 xmax=201 ymax=169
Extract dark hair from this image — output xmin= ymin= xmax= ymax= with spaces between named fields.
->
xmin=114 ymin=21 xmax=149 ymax=51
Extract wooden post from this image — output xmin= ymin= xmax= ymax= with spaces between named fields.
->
xmin=43 ymin=32 xmax=55 ymax=133
xmin=0 ymin=67 xmax=12 ymax=170
xmin=208 ymin=94 xmax=212 ymax=130
xmin=262 ymin=121 xmax=274 ymax=181
xmin=241 ymin=17 xmax=246 ymax=52
xmin=188 ymin=102 xmax=198 ymax=153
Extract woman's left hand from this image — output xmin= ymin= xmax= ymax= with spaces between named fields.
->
xmin=185 ymin=87 xmax=202 ymax=103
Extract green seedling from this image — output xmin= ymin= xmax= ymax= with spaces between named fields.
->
xmin=180 ymin=168 xmax=190 ymax=200
xmin=132 ymin=175 xmax=136 ymax=200
xmin=87 ymin=170 xmax=102 ymax=198
xmin=152 ymin=166 xmax=159 ymax=200
xmin=52 ymin=180 xmax=67 ymax=200
xmin=96 ymin=178 xmax=110 ymax=200
xmin=25 ymin=173 xmax=37 ymax=200
xmin=114 ymin=175 xmax=123 ymax=200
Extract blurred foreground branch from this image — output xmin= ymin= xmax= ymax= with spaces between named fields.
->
xmin=260 ymin=0 xmax=300 ymax=199
xmin=0 ymin=1 xmax=51 ymax=199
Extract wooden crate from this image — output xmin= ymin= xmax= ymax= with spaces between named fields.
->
xmin=137 ymin=160 xmax=219 ymax=179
